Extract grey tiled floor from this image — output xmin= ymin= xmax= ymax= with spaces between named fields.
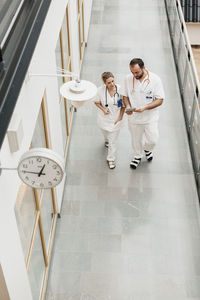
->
xmin=45 ymin=0 xmax=200 ymax=299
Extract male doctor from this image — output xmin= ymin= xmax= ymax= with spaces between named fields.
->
xmin=122 ymin=58 xmax=165 ymax=169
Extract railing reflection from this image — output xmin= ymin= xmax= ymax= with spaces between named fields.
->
xmin=165 ymin=0 xmax=200 ymax=194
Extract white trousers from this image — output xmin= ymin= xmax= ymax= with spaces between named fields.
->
xmin=101 ymin=129 xmax=120 ymax=161
xmin=128 ymin=121 xmax=159 ymax=158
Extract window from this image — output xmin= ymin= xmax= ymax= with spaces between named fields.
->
xmin=55 ymin=4 xmax=74 ymax=159
xmin=15 ymin=184 xmax=37 ymax=261
xmin=0 ymin=0 xmax=23 ymax=45
xmin=78 ymin=0 xmax=85 ymax=66
xmin=0 ymin=0 xmax=51 ymax=149
xmin=15 ymin=94 xmax=57 ymax=300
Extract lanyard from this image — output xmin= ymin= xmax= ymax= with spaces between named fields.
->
xmin=132 ymin=69 xmax=150 ymax=91
xmin=105 ymin=85 xmax=119 ymax=107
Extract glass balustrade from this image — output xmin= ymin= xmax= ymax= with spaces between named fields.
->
xmin=165 ymin=0 xmax=200 ymax=193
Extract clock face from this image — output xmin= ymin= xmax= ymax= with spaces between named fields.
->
xmin=18 ymin=155 xmax=64 ymax=189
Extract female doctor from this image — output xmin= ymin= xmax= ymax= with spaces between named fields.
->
xmin=94 ymin=72 xmax=125 ymax=169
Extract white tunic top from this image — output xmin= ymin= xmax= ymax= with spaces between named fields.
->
xmin=94 ymin=84 xmax=124 ymax=131
xmin=121 ymin=71 xmax=165 ymax=124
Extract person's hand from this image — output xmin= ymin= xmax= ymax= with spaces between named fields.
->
xmin=134 ymin=106 xmax=146 ymax=113
xmin=114 ymin=117 xmax=122 ymax=125
xmin=103 ymin=108 xmax=110 ymax=115
xmin=125 ymin=106 xmax=133 ymax=115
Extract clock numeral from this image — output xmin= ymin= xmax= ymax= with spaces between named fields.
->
xmin=48 ymin=181 xmax=52 ymax=186
xmin=23 ymin=164 xmax=28 ymax=168
xmin=32 ymin=181 xmax=35 ymax=185
xmin=47 ymin=160 xmax=50 ymax=164
xmin=29 ymin=160 xmax=34 ymax=164
xmin=25 ymin=176 xmax=29 ymax=181
xmin=53 ymin=178 xmax=58 ymax=182
xmin=36 ymin=158 xmax=42 ymax=162
xmin=40 ymin=183 xmax=44 ymax=187
xmin=52 ymin=164 xmax=57 ymax=169
xmin=56 ymin=171 xmax=60 ymax=175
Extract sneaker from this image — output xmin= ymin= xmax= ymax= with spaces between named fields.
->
xmin=108 ymin=161 xmax=116 ymax=169
xmin=105 ymin=141 xmax=109 ymax=148
xmin=130 ymin=157 xmax=141 ymax=169
xmin=144 ymin=150 xmax=153 ymax=162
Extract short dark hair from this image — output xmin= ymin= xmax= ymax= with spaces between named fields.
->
xmin=129 ymin=58 xmax=144 ymax=68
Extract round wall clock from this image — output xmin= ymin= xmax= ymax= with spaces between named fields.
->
xmin=17 ymin=148 xmax=65 ymax=189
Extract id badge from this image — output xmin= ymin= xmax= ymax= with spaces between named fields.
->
xmin=117 ymin=98 xmax=123 ymax=107
xmin=145 ymin=90 xmax=153 ymax=100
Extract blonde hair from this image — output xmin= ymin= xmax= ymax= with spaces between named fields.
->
xmin=101 ymin=72 xmax=114 ymax=83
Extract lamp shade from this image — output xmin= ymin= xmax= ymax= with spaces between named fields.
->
xmin=60 ymin=80 xmax=97 ymax=108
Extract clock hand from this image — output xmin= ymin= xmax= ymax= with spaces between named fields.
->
xmin=22 ymin=170 xmax=46 ymax=175
xmin=38 ymin=164 xmax=46 ymax=177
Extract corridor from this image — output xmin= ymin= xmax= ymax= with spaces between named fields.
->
xmin=46 ymin=0 xmax=200 ymax=299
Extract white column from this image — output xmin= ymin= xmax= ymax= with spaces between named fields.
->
xmin=0 ymin=172 xmax=33 ymax=300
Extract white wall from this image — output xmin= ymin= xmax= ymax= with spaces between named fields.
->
xmin=0 ymin=172 xmax=33 ymax=300
xmin=0 ymin=0 xmax=93 ymax=299
xmin=186 ymin=23 xmax=200 ymax=45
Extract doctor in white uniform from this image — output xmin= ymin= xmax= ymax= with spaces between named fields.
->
xmin=122 ymin=58 xmax=165 ymax=169
xmin=94 ymin=72 xmax=125 ymax=169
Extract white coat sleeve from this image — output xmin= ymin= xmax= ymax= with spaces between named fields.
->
xmin=154 ymin=77 xmax=165 ymax=100
xmin=120 ymin=76 xmax=129 ymax=97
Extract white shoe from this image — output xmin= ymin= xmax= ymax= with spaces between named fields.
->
xmin=108 ymin=161 xmax=116 ymax=169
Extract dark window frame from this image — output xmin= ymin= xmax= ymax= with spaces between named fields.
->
xmin=0 ymin=0 xmax=23 ymax=46
xmin=181 ymin=0 xmax=200 ymax=22
xmin=0 ymin=0 xmax=52 ymax=149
